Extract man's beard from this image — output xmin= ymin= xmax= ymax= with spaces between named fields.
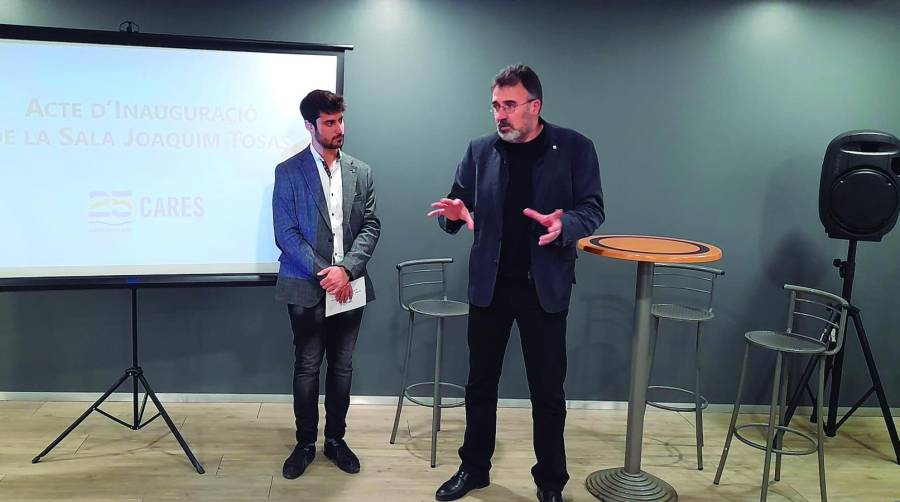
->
xmin=496 ymin=121 xmax=526 ymax=142
xmin=317 ymin=132 xmax=344 ymax=150
xmin=497 ymin=128 xmax=522 ymax=142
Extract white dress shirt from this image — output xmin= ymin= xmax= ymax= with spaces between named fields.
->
xmin=311 ymin=146 xmax=344 ymax=265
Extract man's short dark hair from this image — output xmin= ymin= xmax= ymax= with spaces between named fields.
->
xmin=299 ymin=90 xmax=345 ymax=126
xmin=492 ymin=64 xmax=543 ymax=102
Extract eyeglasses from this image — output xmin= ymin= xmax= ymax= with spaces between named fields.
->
xmin=490 ymin=98 xmax=537 ymax=115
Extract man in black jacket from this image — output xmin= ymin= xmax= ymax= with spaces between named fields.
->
xmin=427 ymin=65 xmax=604 ymax=502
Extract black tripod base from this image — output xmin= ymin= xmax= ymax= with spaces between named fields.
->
xmin=782 ymin=302 xmax=900 ymax=464
xmin=825 ymin=309 xmax=900 ymax=463
xmin=32 ymin=366 xmax=205 ymax=474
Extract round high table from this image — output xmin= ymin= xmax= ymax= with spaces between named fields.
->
xmin=577 ymin=235 xmax=723 ymax=501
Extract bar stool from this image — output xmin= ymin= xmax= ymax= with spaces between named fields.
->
xmin=389 ymin=258 xmax=467 ymax=467
xmin=714 ymin=284 xmax=849 ymax=502
xmin=646 ymin=263 xmax=724 ymax=470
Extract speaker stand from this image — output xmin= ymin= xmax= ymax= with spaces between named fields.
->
xmin=782 ymin=240 xmax=899 ymax=464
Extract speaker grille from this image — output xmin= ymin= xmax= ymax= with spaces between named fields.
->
xmin=831 ymin=169 xmax=898 ymax=233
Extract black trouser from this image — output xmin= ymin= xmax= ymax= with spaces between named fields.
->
xmin=287 ymin=300 xmax=363 ymax=445
xmin=458 ymin=277 xmax=570 ymax=491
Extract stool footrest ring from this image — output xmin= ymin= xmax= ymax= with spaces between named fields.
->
xmin=646 ymin=385 xmax=709 ymax=412
xmin=733 ymin=423 xmax=819 ymax=456
xmin=403 ymin=381 xmax=465 ymax=408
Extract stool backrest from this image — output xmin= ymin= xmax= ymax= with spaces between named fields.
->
xmin=652 ymin=263 xmax=725 ymax=313
xmin=783 ymin=284 xmax=849 ymax=356
xmin=396 ymin=258 xmax=452 ymax=311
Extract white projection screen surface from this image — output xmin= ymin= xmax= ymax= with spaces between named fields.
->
xmin=0 ymin=26 xmax=348 ymax=281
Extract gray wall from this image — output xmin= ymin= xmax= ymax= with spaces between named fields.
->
xmin=1 ymin=0 xmax=899 ymax=408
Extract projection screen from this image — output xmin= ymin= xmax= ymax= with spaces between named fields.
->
xmin=0 ymin=24 xmax=349 ymax=282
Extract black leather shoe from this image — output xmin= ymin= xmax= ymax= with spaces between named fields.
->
xmin=435 ymin=469 xmax=490 ymax=501
xmin=324 ymin=438 xmax=361 ymax=474
xmin=282 ymin=443 xmax=315 ymax=479
xmin=537 ymin=488 xmax=563 ymax=502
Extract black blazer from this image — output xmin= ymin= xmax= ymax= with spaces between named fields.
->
xmin=440 ymin=120 xmax=605 ymax=313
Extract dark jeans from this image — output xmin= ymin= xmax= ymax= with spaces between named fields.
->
xmin=287 ymin=300 xmax=363 ymax=445
xmin=458 ymin=277 xmax=570 ymax=491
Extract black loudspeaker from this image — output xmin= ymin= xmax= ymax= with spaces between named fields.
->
xmin=819 ymin=130 xmax=900 ymax=241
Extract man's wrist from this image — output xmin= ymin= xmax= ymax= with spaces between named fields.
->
xmin=337 ymin=265 xmax=351 ymax=281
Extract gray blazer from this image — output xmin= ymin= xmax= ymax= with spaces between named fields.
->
xmin=273 ymin=146 xmax=380 ymax=307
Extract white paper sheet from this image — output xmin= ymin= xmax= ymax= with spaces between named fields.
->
xmin=325 ymin=277 xmax=367 ymax=317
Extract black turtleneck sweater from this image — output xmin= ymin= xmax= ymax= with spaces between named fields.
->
xmin=497 ymin=126 xmax=546 ymax=281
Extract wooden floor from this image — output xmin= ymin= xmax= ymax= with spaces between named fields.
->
xmin=0 ymin=400 xmax=896 ymax=501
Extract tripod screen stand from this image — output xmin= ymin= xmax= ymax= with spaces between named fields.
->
xmin=0 ymin=274 xmax=277 ymax=474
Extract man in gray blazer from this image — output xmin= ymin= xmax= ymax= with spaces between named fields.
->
xmin=272 ymin=90 xmax=380 ymax=479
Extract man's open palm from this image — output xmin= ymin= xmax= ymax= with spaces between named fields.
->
xmin=427 ymin=198 xmax=474 ymax=230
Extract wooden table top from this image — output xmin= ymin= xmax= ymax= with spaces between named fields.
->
xmin=577 ymin=235 xmax=723 ymax=263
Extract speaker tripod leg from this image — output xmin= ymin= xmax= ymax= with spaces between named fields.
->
xmin=850 ymin=310 xmax=900 ymax=464
xmin=782 ymin=354 xmax=819 ymax=428
xmin=824 ymin=346 xmax=846 ymax=437
xmin=810 ymin=354 xmax=833 ymax=423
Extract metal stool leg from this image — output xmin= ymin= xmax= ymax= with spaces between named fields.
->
xmin=436 ymin=319 xmax=444 ymax=433
xmin=694 ymin=321 xmax=704 ymax=470
xmin=431 ymin=318 xmax=444 ymax=468
xmin=714 ymin=344 xmax=750 ymax=485
xmin=775 ymin=359 xmax=789 ymax=482
xmin=390 ymin=311 xmax=415 ymax=444
xmin=647 ymin=316 xmax=660 ymax=376
xmin=644 ymin=316 xmax=660 ymax=421
xmin=816 ymin=355 xmax=828 ymax=502
xmin=760 ymin=353 xmax=784 ymax=502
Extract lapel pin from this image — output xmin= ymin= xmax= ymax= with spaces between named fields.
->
xmin=552 ymin=144 xmax=557 ymax=150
